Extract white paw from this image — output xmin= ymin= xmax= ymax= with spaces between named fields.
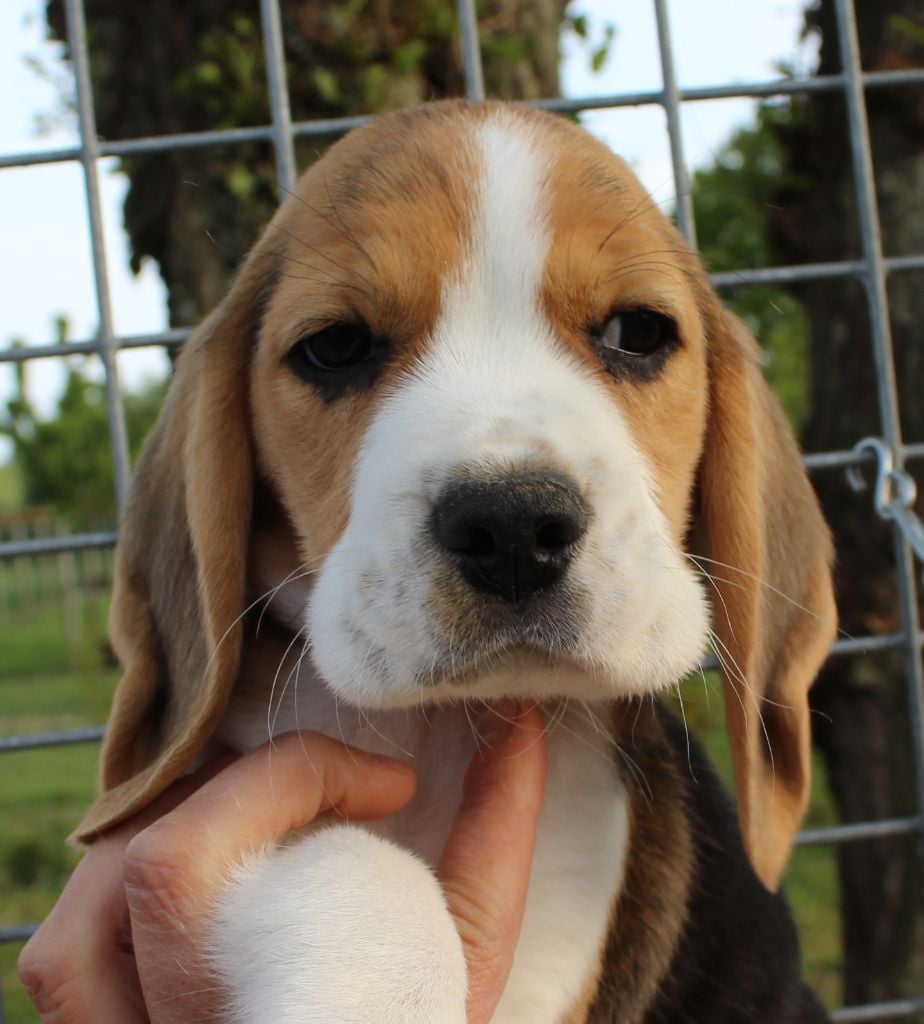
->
xmin=212 ymin=823 xmax=468 ymax=1024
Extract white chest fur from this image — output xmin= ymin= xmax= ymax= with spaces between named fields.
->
xmin=217 ymin=681 xmax=629 ymax=1023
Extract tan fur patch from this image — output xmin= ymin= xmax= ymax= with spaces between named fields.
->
xmin=249 ymin=105 xmax=482 ymax=562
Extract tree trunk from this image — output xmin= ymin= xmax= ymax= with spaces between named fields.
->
xmin=770 ymin=0 xmax=924 ymax=1003
xmin=47 ymin=0 xmax=569 ymax=326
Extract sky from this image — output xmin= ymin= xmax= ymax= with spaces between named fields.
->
xmin=0 ymin=0 xmax=815 ymax=448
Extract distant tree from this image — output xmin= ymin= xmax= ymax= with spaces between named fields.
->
xmin=695 ymin=1 xmax=924 ymax=1003
xmin=1 ymin=320 xmax=164 ymax=526
xmin=693 ymin=11 xmax=924 ymax=994
xmin=765 ymin=0 xmax=924 ymax=1003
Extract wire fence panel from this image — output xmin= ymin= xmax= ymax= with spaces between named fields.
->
xmin=1 ymin=0 xmax=922 ymax=1019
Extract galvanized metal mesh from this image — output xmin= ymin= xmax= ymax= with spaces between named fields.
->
xmin=1 ymin=0 xmax=923 ymax=1019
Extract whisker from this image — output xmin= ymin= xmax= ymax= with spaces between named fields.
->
xmin=358 ymin=706 xmax=415 ymax=761
xmin=673 ymin=682 xmax=697 ymax=782
xmin=266 ymin=624 xmax=309 ymax=744
xmin=688 ymin=552 xmax=844 ymax=633
xmin=707 ymin=628 xmax=776 ymax=784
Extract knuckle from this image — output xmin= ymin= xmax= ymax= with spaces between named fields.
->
xmin=123 ymin=827 xmax=196 ymax=917
xmin=17 ymin=947 xmax=80 ymax=1019
xmin=444 ymin=884 xmax=503 ymax=965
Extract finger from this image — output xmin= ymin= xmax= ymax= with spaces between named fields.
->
xmin=17 ymin=752 xmax=240 ymax=1023
xmin=18 ymin=837 xmax=147 ymax=1024
xmin=438 ymin=704 xmax=547 ymax=1024
xmin=122 ymin=733 xmax=417 ymax=1023
xmin=125 ymin=733 xmax=416 ymax=900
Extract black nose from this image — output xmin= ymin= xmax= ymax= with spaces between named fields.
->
xmin=430 ymin=472 xmax=589 ymax=603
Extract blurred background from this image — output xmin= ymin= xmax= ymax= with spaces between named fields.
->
xmin=1 ymin=0 xmax=923 ymax=1020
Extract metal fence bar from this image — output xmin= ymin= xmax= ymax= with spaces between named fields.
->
xmin=0 ymin=531 xmax=118 ymax=559
xmin=538 ymin=65 xmax=924 ymax=112
xmin=259 ymin=0 xmax=297 ymax=195
xmin=0 ymin=727 xmax=105 ymax=753
xmin=830 ymin=633 xmax=906 ymax=657
xmin=0 ymin=328 xmax=190 ymax=364
xmin=797 ymin=816 xmax=923 ymax=846
xmin=6 ymin=66 xmax=924 ymax=172
xmin=652 ymin=0 xmax=695 ymax=246
xmin=830 ymin=999 xmax=924 ymax=1023
xmin=4 ymin=634 xmax=923 ymax=756
xmin=804 ymin=442 xmax=924 ymax=471
xmin=712 ymin=253 xmax=924 ymax=288
xmin=63 ymin=0 xmax=132 ymax=511
xmin=4 ymin=253 xmax=921 ymax=367
xmin=457 ymin=0 xmax=486 ymax=100
xmin=0 ymin=267 xmax=908 ymax=360
xmin=833 ymin=0 xmax=924 ymax=871
xmin=3 ymin=465 xmax=924 ymax=560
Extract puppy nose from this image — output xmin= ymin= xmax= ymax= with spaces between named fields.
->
xmin=430 ymin=472 xmax=589 ymax=603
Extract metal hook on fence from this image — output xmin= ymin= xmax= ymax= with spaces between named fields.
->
xmin=847 ymin=437 xmax=924 ymax=583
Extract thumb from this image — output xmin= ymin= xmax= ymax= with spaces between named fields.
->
xmin=437 ymin=704 xmax=547 ymax=1024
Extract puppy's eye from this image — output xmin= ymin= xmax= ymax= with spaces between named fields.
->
xmin=592 ymin=308 xmax=679 ymax=383
xmin=599 ymin=310 xmax=676 ymax=356
xmin=293 ymin=324 xmax=374 ymax=371
xmin=286 ymin=323 xmax=387 ymax=401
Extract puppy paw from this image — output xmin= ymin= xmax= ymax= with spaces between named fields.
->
xmin=212 ymin=824 xmax=467 ymax=1024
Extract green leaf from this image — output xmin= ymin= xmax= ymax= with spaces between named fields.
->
xmin=568 ymin=14 xmax=589 ymax=39
xmin=395 ymin=40 xmax=428 ymax=75
xmin=889 ymin=14 xmax=924 ymax=46
xmin=312 ymin=66 xmax=341 ymax=104
xmin=226 ymin=164 xmax=256 ymax=199
xmin=192 ymin=61 xmax=223 ymax=88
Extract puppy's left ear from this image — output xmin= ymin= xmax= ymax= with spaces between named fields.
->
xmin=697 ymin=302 xmax=836 ymax=891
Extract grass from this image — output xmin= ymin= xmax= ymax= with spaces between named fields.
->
xmin=0 ymin=597 xmax=117 ymax=1023
xmin=0 ymin=461 xmax=23 ymax=513
xmin=0 ymin=743 xmax=107 ymax=1024
xmin=0 ymin=599 xmax=844 ymax=1020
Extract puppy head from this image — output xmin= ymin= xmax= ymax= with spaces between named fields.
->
xmin=78 ymin=101 xmax=835 ymax=888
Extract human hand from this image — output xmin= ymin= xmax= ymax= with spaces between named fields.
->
xmin=18 ymin=705 xmax=547 ymax=1024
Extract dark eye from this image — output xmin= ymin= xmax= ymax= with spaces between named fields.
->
xmin=292 ymin=324 xmax=374 ymax=371
xmin=599 ymin=310 xmax=677 ymax=356
xmin=286 ymin=323 xmax=387 ymax=401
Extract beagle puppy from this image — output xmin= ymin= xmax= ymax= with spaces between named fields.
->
xmin=76 ymin=100 xmax=836 ymax=1023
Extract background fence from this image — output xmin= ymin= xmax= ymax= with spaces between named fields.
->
xmin=1 ymin=0 xmax=923 ymax=1020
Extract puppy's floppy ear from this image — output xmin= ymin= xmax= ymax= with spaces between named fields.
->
xmin=73 ymin=251 xmax=274 ymax=842
xmin=697 ymin=301 xmax=836 ymax=891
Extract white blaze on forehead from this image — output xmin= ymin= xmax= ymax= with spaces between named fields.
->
xmin=404 ymin=111 xmax=593 ymax=470
xmin=454 ymin=114 xmax=552 ymax=331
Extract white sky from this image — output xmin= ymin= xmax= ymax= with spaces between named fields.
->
xmin=0 ymin=0 xmax=814 ymax=453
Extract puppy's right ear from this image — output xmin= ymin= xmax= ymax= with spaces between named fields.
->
xmin=696 ymin=303 xmax=836 ymax=890
xmin=73 ymin=252 xmax=275 ymax=842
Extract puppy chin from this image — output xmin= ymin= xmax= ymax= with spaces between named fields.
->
xmin=307 ymin=530 xmax=712 ymax=710
xmin=308 ymin=596 xmax=709 ymax=713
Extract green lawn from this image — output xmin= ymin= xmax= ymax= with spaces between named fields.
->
xmin=0 ymin=605 xmax=843 ymax=1020
xmin=0 ymin=462 xmax=23 ymax=513
xmin=0 ymin=597 xmax=117 ymax=1023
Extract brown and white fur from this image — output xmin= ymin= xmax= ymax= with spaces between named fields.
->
xmin=76 ymin=101 xmax=837 ymax=1023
